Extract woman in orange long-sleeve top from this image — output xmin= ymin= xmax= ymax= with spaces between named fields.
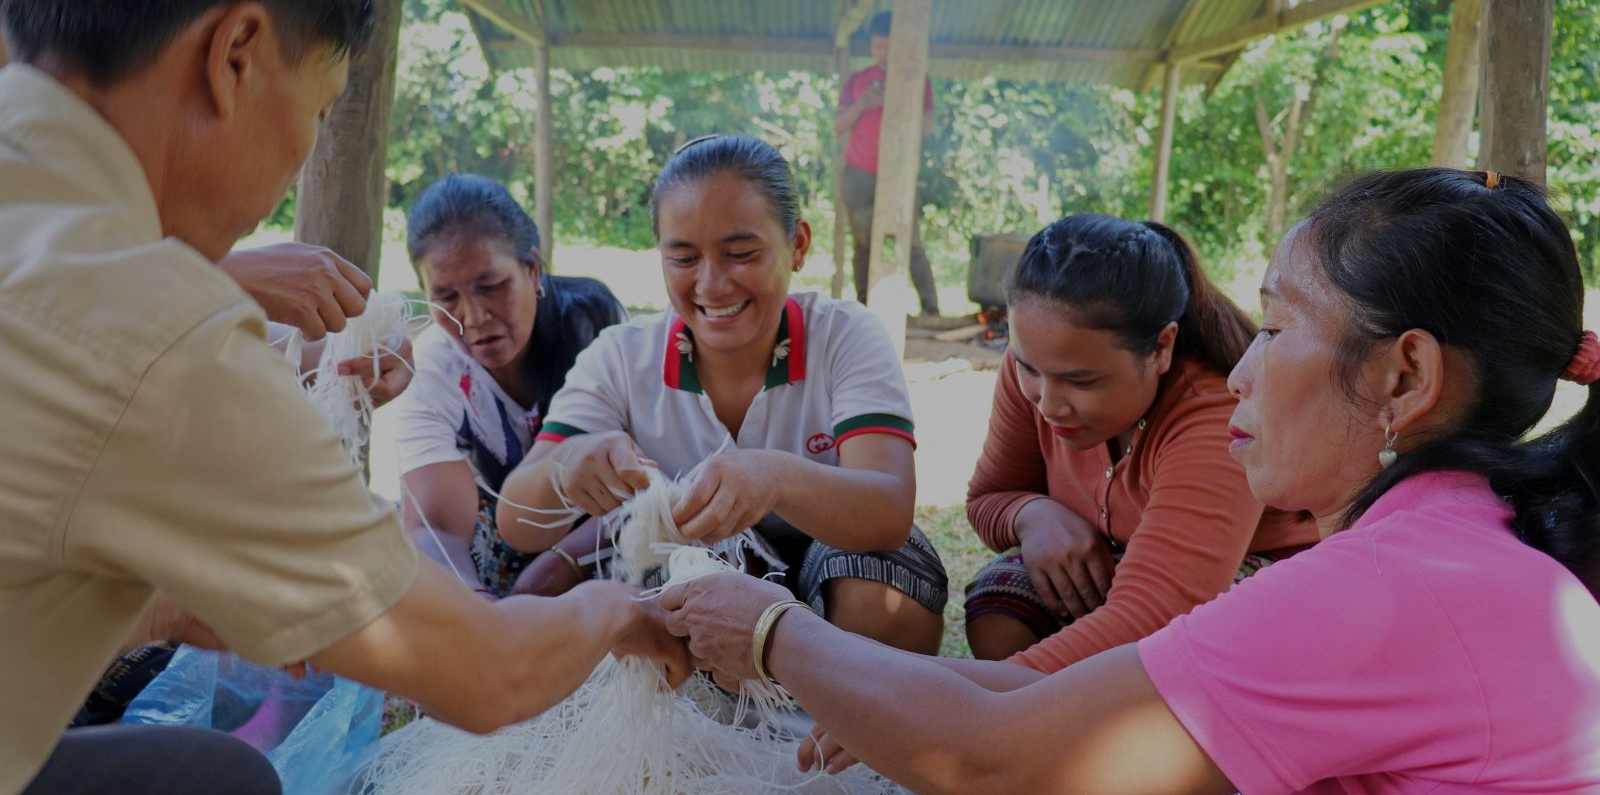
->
xmin=964 ymin=213 xmax=1317 ymax=666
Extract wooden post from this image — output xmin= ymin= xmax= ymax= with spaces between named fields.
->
xmin=832 ymin=42 xmax=850 ymax=299
xmin=1149 ymin=62 xmax=1180 ymax=222
xmin=0 ymin=34 xmax=9 ymax=66
xmin=866 ymin=0 xmax=931 ymax=355
xmin=294 ymin=0 xmax=404 ymax=278
xmin=534 ymin=42 xmax=554 ymax=259
xmin=1479 ymin=0 xmax=1552 ymax=185
xmin=1432 ymin=0 xmax=1484 ymax=167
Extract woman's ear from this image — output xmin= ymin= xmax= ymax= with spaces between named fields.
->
xmin=1150 ymin=321 xmax=1179 ymax=376
xmin=789 ymin=219 xmax=812 ymax=273
xmin=1375 ymin=328 xmax=1445 ymax=435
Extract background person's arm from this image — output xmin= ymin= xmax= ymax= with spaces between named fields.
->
xmin=401 ymin=460 xmax=487 ymax=591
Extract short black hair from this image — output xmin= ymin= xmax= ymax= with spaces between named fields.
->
xmin=868 ymin=12 xmax=892 ymax=36
xmin=0 ymin=0 xmax=377 ymax=86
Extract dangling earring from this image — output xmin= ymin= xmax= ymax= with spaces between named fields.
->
xmin=1378 ymin=423 xmax=1398 ymax=469
xmin=536 ymin=283 xmax=547 ymax=299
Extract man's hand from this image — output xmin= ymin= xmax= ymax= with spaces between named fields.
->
xmin=857 ymin=83 xmax=885 ymax=112
xmin=611 ymin=589 xmax=693 ymax=689
xmin=220 ymin=242 xmax=371 ymax=340
xmin=1014 ymin=499 xmax=1116 ymax=620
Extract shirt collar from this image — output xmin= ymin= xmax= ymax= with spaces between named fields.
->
xmin=0 ymin=64 xmax=164 ymax=244
xmin=663 ymin=296 xmax=808 ymax=393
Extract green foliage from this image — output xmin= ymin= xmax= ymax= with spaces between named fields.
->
xmin=366 ymin=0 xmax=1599 ymax=288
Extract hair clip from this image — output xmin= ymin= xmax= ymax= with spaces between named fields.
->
xmin=1484 ymin=171 xmax=1501 ymax=190
xmin=674 ymin=134 xmax=722 ymax=156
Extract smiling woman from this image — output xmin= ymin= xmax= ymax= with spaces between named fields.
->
xmin=497 ymin=135 xmax=949 ymax=655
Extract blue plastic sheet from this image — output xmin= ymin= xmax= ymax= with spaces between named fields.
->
xmin=123 ymin=647 xmax=382 ymax=795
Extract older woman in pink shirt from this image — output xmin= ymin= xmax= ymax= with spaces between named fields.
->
xmin=663 ymin=168 xmax=1600 ymax=794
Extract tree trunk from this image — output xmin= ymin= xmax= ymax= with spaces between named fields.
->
xmin=294 ymin=0 xmax=405 ymax=278
xmin=1431 ymin=0 xmax=1485 ymax=167
xmin=533 ymin=43 xmax=554 ymax=259
xmin=1479 ymin=0 xmax=1553 ymax=185
xmin=1256 ymin=23 xmax=1343 ymax=244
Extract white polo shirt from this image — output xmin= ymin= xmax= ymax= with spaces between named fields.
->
xmin=538 ymin=292 xmax=914 ymax=476
xmin=392 ymin=324 xmax=539 ymax=491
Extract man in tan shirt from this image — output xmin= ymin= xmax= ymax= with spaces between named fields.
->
xmin=0 ymin=3 xmax=688 ymax=794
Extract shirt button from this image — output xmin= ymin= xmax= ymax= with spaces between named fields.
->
xmin=1104 ymin=466 xmax=1114 ymax=478
xmin=1099 ymin=508 xmax=1108 ymax=520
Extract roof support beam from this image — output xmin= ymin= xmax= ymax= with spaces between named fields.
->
xmin=533 ymin=32 xmax=1165 ymax=67
xmin=459 ymin=0 xmax=545 ymax=47
xmin=1142 ymin=0 xmax=1216 ymax=89
xmin=1168 ymin=0 xmax=1385 ymax=63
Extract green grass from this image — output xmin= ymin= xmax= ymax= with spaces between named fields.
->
xmin=916 ymin=504 xmax=995 ymax=659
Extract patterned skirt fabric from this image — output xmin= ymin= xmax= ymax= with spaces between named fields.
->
xmin=964 ymin=551 xmax=1276 ymax=640
xmin=467 ymin=487 xmax=539 ymax=596
xmin=792 ymin=526 xmax=950 ymax=616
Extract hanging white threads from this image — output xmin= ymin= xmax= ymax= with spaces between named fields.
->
xmin=356 ymin=470 xmax=908 ymax=795
xmin=291 ymin=292 xmax=416 ymax=465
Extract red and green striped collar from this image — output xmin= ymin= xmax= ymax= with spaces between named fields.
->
xmin=663 ymin=296 xmax=807 ymax=394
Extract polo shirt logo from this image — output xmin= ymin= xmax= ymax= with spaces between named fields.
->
xmin=806 ymin=433 xmax=836 ymax=454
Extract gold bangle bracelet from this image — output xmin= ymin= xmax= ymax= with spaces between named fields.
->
xmin=550 ymin=547 xmax=585 ymax=580
xmin=751 ymin=600 xmax=812 ymax=685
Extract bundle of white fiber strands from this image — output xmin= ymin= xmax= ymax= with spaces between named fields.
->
xmin=355 ymin=469 xmax=907 ymax=795
xmin=288 ymin=291 xmax=413 ymax=465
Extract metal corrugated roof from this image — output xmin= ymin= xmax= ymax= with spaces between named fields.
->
xmin=461 ymin=0 xmax=1375 ymax=88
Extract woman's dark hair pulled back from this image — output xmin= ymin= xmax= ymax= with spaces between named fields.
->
xmin=1005 ymin=213 xmax=1256 ymax=376
xmin=407 ymin=174 xmax=623 ymax=418
xmin=648 ymin=135 xmax=801 ymax=240
xmin=1307 ymin=167 xmax=1600 ymax=599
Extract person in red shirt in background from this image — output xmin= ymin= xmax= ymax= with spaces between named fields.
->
xmin=835 ymin=12 xmax=940 ymax=317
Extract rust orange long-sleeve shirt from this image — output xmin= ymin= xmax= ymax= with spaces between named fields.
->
xmin=967 ymin=353 xmax=1317 ymax=673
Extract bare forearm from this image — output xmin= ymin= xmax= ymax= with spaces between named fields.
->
xmin=929 ymin=654 xmax=1047 ymax=692
xmin=498 ymin=454 xmax=577 ymax=551
xmin=769 ymin=612 xmax=1010 ymax=793
xmin=491 ymin=581 xmax=640 ymax=718
xmin=767 ymin=452 xmax=913 ymax=550
xmin=311 ymin=563 xmax=640 ymax=734
xmin=407 ymin=526 xmax=482 ymax=590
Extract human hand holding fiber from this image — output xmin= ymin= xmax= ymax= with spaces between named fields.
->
xmin=610 ymin=587 xmax=693 ymax=689
xmin=660 ymin=571 xmax=796 ymax=683
xmin=671 ymin=449 xmax=783 ymax=544
xmin=219 ymin=242 xmax=371 ymax=340
xmin=335 ymin=334 xmax=414 ymax=408
xmin=555 ymin=431 xmax=655 ymax=517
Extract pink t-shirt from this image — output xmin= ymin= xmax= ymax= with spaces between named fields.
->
xmin=841 ymin=65 xmax=934 ymax=174
xmin=1140 ymin=471 xmax=1600 ymax=794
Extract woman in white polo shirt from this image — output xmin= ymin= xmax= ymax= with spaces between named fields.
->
xmin=498 ymin=135 xmax=947 ymax=654
xmin=391 ymin=175 xmax=625 ymax=597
